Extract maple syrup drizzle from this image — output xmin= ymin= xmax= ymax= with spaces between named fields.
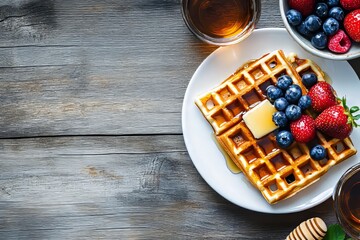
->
xmin=212 ymin=134 xmax=241 ymax=174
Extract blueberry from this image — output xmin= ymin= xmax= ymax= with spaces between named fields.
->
xmin=296 ymin=21 xmax=313 ymax=39
xmin=272 ymin=111 xmax=288 ymax=127
xmin=266 ymin=85 xmax=283 ymax=102
xmin=315 ymin=3 xmax=328 ymax=18
xmin=285 ymin=104 xmax=302 ymax=121
xmin=298 ymin=95 xmax=312 ymax=111
xmin=274 ymin=97 xmax=289 ymax=111
xmin=329 ymin=7 xmax=344 ymax=21
xmin=276 ymin=130 xmax=294 ymax=148
xmin=301 ymin=73 xmax=318 ymax=88
xmin=305 ymin=15 xmax=322 ymax=32
xmin=276 ymin=75 xmax=293 ymax=90
xmin=285 ymin=84 xmax=302 ymax=103
xmin=323 ymin=17 xmax=339 ymax=35
xmin=326 ymin=0 xmax=339 ymax=7
xmin=286 ymin=9 xmax=302 ymax=26
xmin=310 ymin=145 xmax=326 ymax=160
xmin=311 ymin=32 xmax=328 ymax=49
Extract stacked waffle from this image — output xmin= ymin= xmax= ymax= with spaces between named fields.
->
xmin=195 ymin=50 xmax=356 ymax=204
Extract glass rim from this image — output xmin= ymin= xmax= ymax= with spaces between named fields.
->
xmin=333 ymin=162 xmax=360 ymax=239
xmin=181 ymin=0 xmax=261 ymax=46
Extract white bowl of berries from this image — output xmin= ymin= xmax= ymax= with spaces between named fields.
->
xmin=280 ymin=0 xmax=360 ymax=60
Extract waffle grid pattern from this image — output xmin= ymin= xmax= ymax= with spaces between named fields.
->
xmin=195 ymin=50 xmax=357 ymax=204
xmin=195 ymin=51 xmax=307 ymax=136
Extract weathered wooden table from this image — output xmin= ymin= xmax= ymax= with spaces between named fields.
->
xmin=0 ymin=1 xmax=359 ymax=239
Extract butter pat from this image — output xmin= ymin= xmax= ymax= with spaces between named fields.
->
xmin=243 ymin=99 xmax=278 ymax=139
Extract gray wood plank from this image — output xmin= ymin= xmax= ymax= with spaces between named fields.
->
xmin=0 ymin=135 xmax=337 ymax=239
xmin=0 ymin=0 xmax=356 ymax=137
xmin=0 ymin=0 xmax=358 ymax=239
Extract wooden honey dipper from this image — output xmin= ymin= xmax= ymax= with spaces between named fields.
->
xmin=286 ymin=217 xmax=327 ymax=240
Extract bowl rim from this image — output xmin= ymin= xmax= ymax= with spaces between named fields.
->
xmin=279 ymin=0 xmax=360 ymax=60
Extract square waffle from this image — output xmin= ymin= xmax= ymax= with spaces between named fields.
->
xmin=195 ymin=50 xmax=357 ymax=204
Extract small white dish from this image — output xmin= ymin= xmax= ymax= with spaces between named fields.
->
xmin=182 ymin=28 xmax=360 ymax=214
xmin=279 ymin=0 xmax=360 ymax=60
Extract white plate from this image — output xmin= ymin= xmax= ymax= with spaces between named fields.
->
xmin=182 ymin=28 xmax=360 ymax=214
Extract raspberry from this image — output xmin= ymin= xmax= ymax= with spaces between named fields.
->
xmin=328 ymin=29 xmax=352 ymax=53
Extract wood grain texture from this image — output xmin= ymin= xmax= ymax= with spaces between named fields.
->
xmin=0 ymin=0 xmax=358 ymax=239
xmin=0 ymin=136 xmax=336 ymax=239
xmin=1 ymin=0 xmax=356 ymax=137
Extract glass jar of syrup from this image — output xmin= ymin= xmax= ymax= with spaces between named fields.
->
xmin=333 ymin=163 xmax=360 ymax=239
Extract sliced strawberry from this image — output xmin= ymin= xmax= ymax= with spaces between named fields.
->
xmin=307 ymin=82 xmax=337 ymax=113
xmin=290 ymin=115 xmax=316 ymax=143
xmin=344 ymin=9 xmax=360 ymax=42
xmin=315 ymin=97 xmax=360 ymax=139
xmin=288 ymin=0 xmax=315 ymax=16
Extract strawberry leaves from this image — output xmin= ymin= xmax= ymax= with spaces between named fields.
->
xmin=340 ymin=97 xmax=360 ymax=128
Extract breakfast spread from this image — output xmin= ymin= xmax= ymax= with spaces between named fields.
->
xmin=286 ymin=217 xmax=327 ymax=240
xmin=286 ymin=0 xmax=360 ymax=53
xmin=195 ymin=49 xmax=357 ymax=204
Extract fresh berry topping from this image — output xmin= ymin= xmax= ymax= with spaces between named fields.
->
xmin=301 ymin=73 xmax=318 ymax=88
xmin=315 ymin=3 xmax=329 ymax=18
xmin=323 ymin=17 xmax=340 ymax=35
xmin=340 ymin=0 xmax=360 ymax=10
xmin=285 ymin=84 xmax=302 ymax=103
xmin=288 ymin=0 xmax=357 ymax=53
xmin=328 ymin=29 xmax=352 ymax=53
xmin=276 ymin=130 xmax=294 ymax=148
xmin=273 ymin=111 xmax=289 ymax=127
xmin=308 ymin=82 xmax=337 ymax=112
xmin=298 ymin=95 xmax=312 ymax=110
xmin=290 ymin=115 xmax=316 ymax=143
xmin=329 ymin=7 xmax=344 ymax=21
xmin=310 ymin=145 xmax=326 ymax=160
xmin=274 ymin=97 xmax=289 ymax=111
xmin=305 ymin=15 xmax=323 ymax=32
xmin=297 ymin=21 xmax=314 ymax=38
xmin=266 ymin=85 xmax=283 ymax=102
xmin=315 ymin=97 xmax=359 ymax=139
xmin=288 ymin=0 xmax=315 ymax=16
xmin=327 ymin=0 xmax=340 ymax=7
xmin=311 ymin=32 xmax=328 ymax=49
xmin=344 ymin=9 xmax=360 ymax=42
xmin=286 ymin=9 xmax=303 ymax=26
xmin=277 ymin=75 xmax=293 ymax=90
xmin=285 ymin=104 xmax=302 ymax=121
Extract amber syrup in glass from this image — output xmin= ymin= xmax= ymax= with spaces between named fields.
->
xmin=186 ymin=0 xmax=253 ymax=38
xmin=340 ymin=170 xmax=360 ymax=230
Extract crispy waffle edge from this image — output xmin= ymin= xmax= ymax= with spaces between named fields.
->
xmin=195 ymin=49 xmax=357 ymax=204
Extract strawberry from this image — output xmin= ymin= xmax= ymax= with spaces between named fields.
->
xmin=315 ymin=98 xmax=360 ymax=139
xmin=340 ymin=0 xmax=360 ymax=11
xmin=344 ymin=9 xmax=360 ymax=42
xmin=290 ymin=115 xmax=316 ymax=143
xmin=307 ymin=82 xmax=337 ymax=113
xmin=288 ymin=0 xmax=315 ymax=16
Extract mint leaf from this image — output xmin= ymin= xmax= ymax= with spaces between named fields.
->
xmin=324 ymin=224 xmax=346 ymax=240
